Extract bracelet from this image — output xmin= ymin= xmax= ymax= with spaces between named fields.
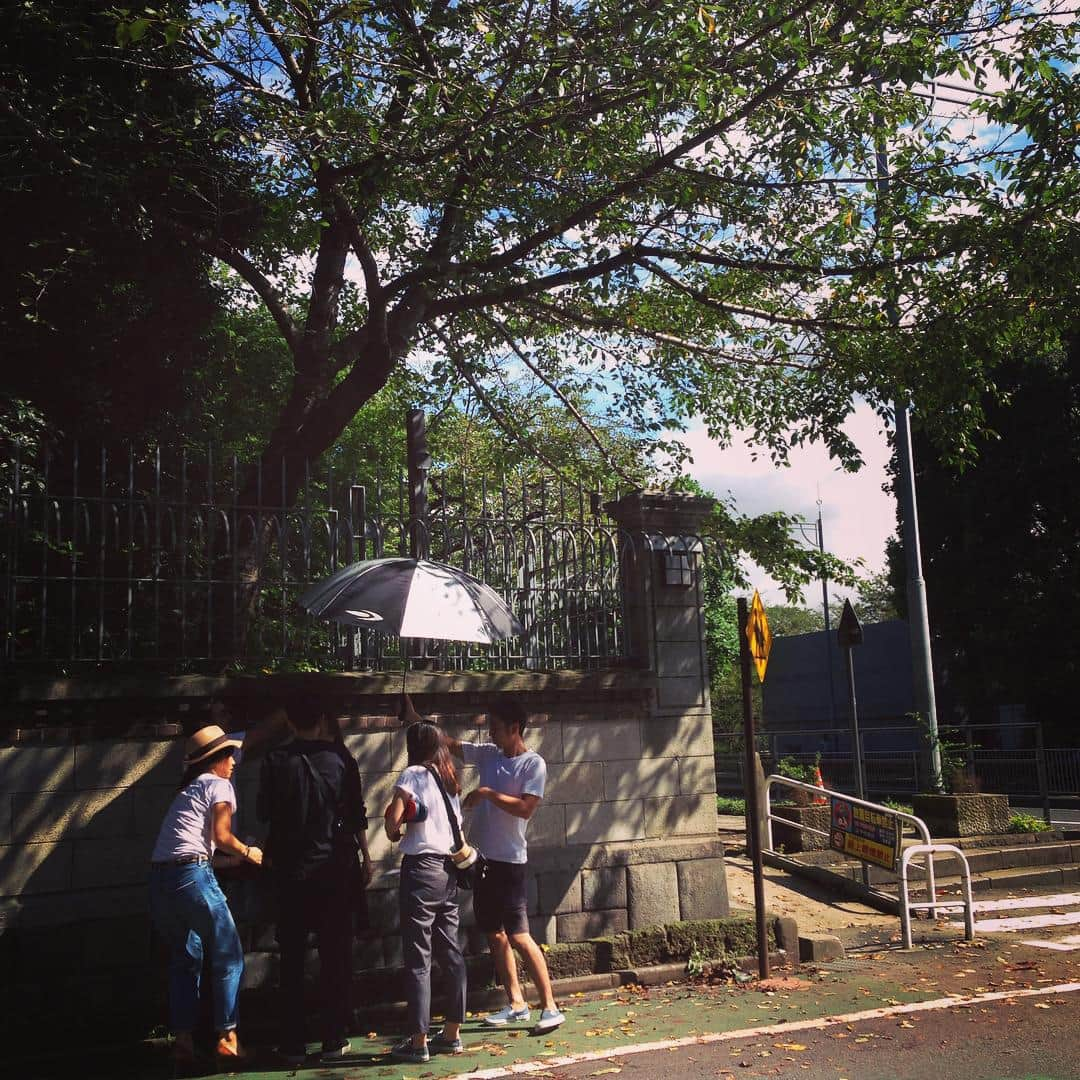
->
xmin=242 ymin=844 xmax=250 ymax=860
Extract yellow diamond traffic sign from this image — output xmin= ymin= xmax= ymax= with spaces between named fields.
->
xmin=746 ymin=589 xmax=772 ymax=682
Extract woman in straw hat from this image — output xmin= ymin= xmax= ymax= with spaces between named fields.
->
xmin=149 ymin=724 xmax=263 ymax=1069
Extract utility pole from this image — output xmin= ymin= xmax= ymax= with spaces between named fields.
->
xmin=817 ymin=501 xmax=837 ymax=726
xmin=874 ymin=108 xmax=944 ymax=790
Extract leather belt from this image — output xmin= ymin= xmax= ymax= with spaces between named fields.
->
xmin=152 ymin=854 xmax=209 ymax=866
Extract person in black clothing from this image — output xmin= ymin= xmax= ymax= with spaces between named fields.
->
xmin=257 ymin=702 xmax=371 ymax=1066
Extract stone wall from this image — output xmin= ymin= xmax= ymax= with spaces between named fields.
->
xmin=0 ymin=489 xmax=726 ymax=1034
xmin=0 ymin=667 xmax=724 ymax=1033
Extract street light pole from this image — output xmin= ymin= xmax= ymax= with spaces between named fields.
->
xmin=874 ymin=111 xmax=944 ymax=790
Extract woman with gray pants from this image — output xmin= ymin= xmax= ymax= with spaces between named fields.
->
xmin=384 ymin=722 xmax=468 ymax=1063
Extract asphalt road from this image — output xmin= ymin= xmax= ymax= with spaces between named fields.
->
xmin=548 ymin=990 xmax=1080 ymax=1080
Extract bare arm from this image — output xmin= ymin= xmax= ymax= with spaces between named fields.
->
xmin=401 ymin=693 xmax=464 ymax=758
xmin=211 ymin=802 xmax=263 ymax=864
xmin=239 ymin=705 xmax=291 ymax=762
xmin=384 ymin=789 xmax=408 ymax=842
xmin=462 ymin=788 xmax=541 ymax=820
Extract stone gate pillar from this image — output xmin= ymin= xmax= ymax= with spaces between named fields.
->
xmin=605 ymin=489 xmax=727 ymax=925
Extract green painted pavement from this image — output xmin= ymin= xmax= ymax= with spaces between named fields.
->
xmin=189 ymin=971 xmax=937 ymax=1080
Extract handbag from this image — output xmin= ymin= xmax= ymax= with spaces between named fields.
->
xmin=424 ymin=764 xmax=487 ymax=891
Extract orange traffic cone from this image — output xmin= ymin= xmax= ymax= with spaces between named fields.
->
xmin=812 ymin=766 xmax=828 ymax=804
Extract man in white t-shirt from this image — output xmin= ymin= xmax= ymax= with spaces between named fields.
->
xmin=411 ymin=697 xmax=564 ymax=1033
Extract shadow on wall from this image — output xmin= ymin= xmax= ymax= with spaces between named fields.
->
xmin=1 ymin=690 xmax=721 ymax=1037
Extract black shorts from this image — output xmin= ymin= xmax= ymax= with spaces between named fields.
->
xmin=473 ymin=859 xmax=529 ymax=936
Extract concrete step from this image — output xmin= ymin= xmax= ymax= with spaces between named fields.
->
xmin=883 ymin=862 xmax=1080 ymax=897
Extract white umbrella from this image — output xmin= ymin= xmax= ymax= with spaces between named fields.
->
xmin=299 ymin=556 xmax=523 ymax=645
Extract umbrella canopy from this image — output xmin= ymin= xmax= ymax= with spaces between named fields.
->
xmin=298 ymin=558 xmax=523 ymax=643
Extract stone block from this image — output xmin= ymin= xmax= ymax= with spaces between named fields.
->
xmin=561 ymin=720 xmax=641 ymax=763
xmin=537 ymin=868 xmax=581 ymax=915
xmin=13 ymin=789 xmax=136 ymax=843
xmin=678 ymin=756 xmax=717 ymax=795
xmin=556 ymin=909 xmax=628 ymax=942
xmin=773 ymin=916 xmax=799 ymax=959
xmin=656 ymin=675 xmax=705 ymax=710
xmin=641 ymin=714 xmax=713 ymax=759
xmin=0 ymin=747 xmax=75 ymax=793
xmin=383 ymin=934 xmax=403 ymax=968
xmin=545 ymin=762 xmax=604 ymax=805
xmin=565 ymin=801 xmax=643 ymax=845
xmin=653 ymin=605 xmax=706 ymax=642
xmin=771 ymin=805 xmax=829 ymax=853
xmin=676 ymin=857 xmax=730 ymax=920
xmin=627 ymin=862 xmax=680 ymax=930
xmin=644 ymin=794 xmax=716 ymax=838
xmin=911 ymin=793 xmax=1011 ymax=837
xmin=604 ymin=757 xmax=679 ymax=802
xmin=240 ymin=949 xmax=278 ymax=990
xmin=656 ymin=642 xmax=704 ymax=678
xmin=14 ymin=884 xmax=146 ymax=925
xmin=529 ymin=914 xmax=557 ymax=945
xmin=582 ymin=867 xmax=626 ymax=911
xmin=81 ymin=915 xmax=151 ymax=969
xmin=799 ymin=934 xmax=844 ymax=963
xmin=73 ymin=740 xmax=182 ymax=790
xmin=365 ymin=887 xmax=399 ymax=933
xmin=526 ymin=722 xmax=562 ymax=764
xmin=132 ymin=785 xmax=181 ymax=838
xmin=72 ymin=836 xmax=154 ymax=889
xmin=527 ymin=803 xmax=566 ymax=849
xmin=388 ymin=729 xmax=410 ymax=772
xmin=343 ymin=732 xmax=395 ymax=775
xmin=361 ymin=772 xmax=398 ymax=819
xmin=0 ymin=842 xmax=72 ymax=896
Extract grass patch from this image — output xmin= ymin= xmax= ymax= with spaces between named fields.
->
xmin=716 ymin=795 xmax=746 ymax=815
xmin=1008 ymin=812 xmax=1051 ymax=833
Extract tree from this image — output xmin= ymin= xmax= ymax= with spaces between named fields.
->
xmin=23 ymin=2 xmax=1080 ymax=640
xmin=0 ymin=0 xmax=261 ymax=441
xmin=886 ymin=331 xmax=1080 ymax=741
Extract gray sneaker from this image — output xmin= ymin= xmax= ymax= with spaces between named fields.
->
xmin=391 ymin=1038 xmax=430 ymax=1064
xmin=483 ymin=1004 xmax=531 ymax=1026
xmin=428 ymin=1030 xmax=465 ymax=1054
xmin=534 ymin=1008 xmax=565 ymax=1032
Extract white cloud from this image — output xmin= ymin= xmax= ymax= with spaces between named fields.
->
xmin=682 ymin=401 xmax=897 ymax=606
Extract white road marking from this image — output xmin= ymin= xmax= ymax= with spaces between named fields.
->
xmin=957 ymin=911 xmax=1080 ymax=933
xmin=970 ymin=892 xmax=1080 ymax=913
xmin=1021 ymin=940 xmax=1080 ymax=951
xmin=463 ymin=983 xmax=1080 ymax=1080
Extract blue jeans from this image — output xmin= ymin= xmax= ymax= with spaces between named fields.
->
xmin=149 ymin=861 xmax=244 ymax=1034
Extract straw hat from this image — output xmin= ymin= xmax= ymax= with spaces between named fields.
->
xmin=185 ymin=725 xmax=243 ymax=766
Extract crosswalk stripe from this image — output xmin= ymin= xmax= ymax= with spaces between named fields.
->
xmin=969 ymin=892 xmax=1080 ymax=913
xmin=960 ymin=911 xmax=1080 ymax=933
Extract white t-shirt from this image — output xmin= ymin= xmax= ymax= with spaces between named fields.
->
xmin=151 ymin=774 xmax=237 ymax=862
xmin=460 ymin=743 xmax=546 ymax=864
xmin=394 ymin=765 xmax=463 ymax=857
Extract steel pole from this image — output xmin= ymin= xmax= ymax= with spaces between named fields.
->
xmin=738 ymin=597 xmax=770 ymax=980
xmin=874 ymin=119 xmax=943 ymax=790
xmin=818 ymin=510 xmax=837 ymax=725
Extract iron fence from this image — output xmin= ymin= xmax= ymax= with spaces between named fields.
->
xmin=1 ymin=443 xmax=633 ymax=674
xmin=714 ymin=723 xmax=1076 ymax=803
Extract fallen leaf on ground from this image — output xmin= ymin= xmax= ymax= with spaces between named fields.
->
xmin=773 ymin=1042 xmax=806 ymax=1051
xmin=590 ymin=1069 xmax=622 ymax=1075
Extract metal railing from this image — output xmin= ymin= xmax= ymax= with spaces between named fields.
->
xmin=716 ymin=722 xmax=1076 ymax=806
xmin=762 ymin=774 xmax=939 ymax=916
xmin=899 ymin=844 xmax=974 ymax=949
xmin=1 ymin=443 xmax=638 ymax=673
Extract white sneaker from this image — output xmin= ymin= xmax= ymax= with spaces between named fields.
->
xmin=483 ymin=1004 xmax=531 ymax=1026
xmin=534 ymin=1008 xmax=565 ymax=1032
